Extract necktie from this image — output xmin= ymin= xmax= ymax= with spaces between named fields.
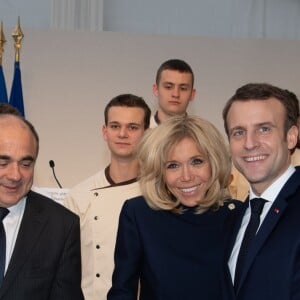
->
xmin=234 ymin=198 xmax=267 ymax=290
xmin=0 ymin=207 xmax=9 ymax=287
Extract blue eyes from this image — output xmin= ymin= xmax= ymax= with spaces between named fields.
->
xmin=166 ymin=158 xmax=204 ymax=169
xmin=166 ymin=163 xmax=178 ymax=169
xmin=231 ymin=126 xmax=271 ymax=137
xmin=232 ymin=130 xmax=244 ymax=137
xmin=259 ymin=126 xmax=271 ymax=133
xmin=192 ymin=158 xmax=203 ymax=165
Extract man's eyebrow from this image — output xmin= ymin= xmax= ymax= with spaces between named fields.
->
xmin=127 ymin=122 xmax=141 ymax=126
xmin=21 ymin=156 xmax=35 ymax=161
xmin=108 ymin=121 xmax=142 ymax=126
xmin=229 ymin=126 xmax=245 ymax=133
xmin=255 ymin=122 xmax=275 ymax=127
xmin=0 ymin=155 xmax=10 ymax=160
xmin=0 ymin=155 xmax=35 ymax=161
xmin=163 ymin=81 xmax=191 ymax=87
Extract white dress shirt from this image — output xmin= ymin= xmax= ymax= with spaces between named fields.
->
xmin=228 ymin=165 xmax=295 ymax=282
xmin=3 ymin=197 xmax=26 ymax=273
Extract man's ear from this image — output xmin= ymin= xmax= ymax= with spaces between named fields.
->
xmin=102 ymin=125 xmax=107 ymax=141
xmin=287 ymin=125 xmax=299 ymax=150
xmin=152 ymin=84 xmax=159 ymax=97
xmin=189 ymin=88 xmax=196 ymax=102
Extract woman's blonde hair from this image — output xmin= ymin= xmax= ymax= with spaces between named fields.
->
xmin=138 ymin=115 xmax=231 ymax=214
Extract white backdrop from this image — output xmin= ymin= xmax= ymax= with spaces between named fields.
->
xmin=1 ymin=0 xmax=300 ymax=40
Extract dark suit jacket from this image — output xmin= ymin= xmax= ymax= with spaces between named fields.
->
xmin=223 ymin=167 xmax=300 ymax=300
xmin=0 ymin=191 xmax=84 ymax=300
xmin=107 ymin=196 xmax=242 ymax=300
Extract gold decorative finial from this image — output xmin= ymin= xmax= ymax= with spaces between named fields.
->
xmin=0 ymin=21 xmax=6 ymax=66
xmin=12 ymin=16 xmax=24 ymax=62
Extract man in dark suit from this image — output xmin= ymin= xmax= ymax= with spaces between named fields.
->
xmin=0 ymin=113 xmax=84 ymax=299
xmin=222 ymin=83 xmax=300 ymax=300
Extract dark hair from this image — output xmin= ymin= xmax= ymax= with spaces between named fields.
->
xmin=223 ymin=83 xmax=299 ymax=136
xmin=0 ymin=103 xmax=21 ymax=116
xmin=104 ymin=94 xmax=151 ymax=129
xmin=155 ymin=59 xmax=194 ymax=87
xmin=286 ymin=89 xmax=300 ymax=119
xmin=285 ymin=89 xmax=300 ymax=148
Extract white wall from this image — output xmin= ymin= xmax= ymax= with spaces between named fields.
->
xmin=103 ymin=0 xmax=300 ymax=40
xmin=1 ymin=0 xmax=300 ymax=40
xmin=2 ymin=28 xmax=300 ymax=188
xmin=0 ymin=0 xmax=50 ymax=28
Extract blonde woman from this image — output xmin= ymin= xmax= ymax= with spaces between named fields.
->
xmin=108 ymin=115 xmax=242 ymax=300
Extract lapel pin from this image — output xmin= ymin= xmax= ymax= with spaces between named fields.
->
xmin=274 ymin=208 xmax=280 ymax=214
xmin=228 ymin=203 xmax=236 ymax=210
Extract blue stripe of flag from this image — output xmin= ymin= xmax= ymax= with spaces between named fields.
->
xmin=0 ymin=65 xmax=8 ymax=103
xmin=9 ymin=61 xmax=24 ymax=117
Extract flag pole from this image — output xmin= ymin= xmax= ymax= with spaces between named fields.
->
xmin=12 ymin=16 xmax=24 ymax=62
xmin=0 ymin=21 xmax=8 ymax=103
xmin=9 ymin=17 xmax=25 ymax=116
xmin=0 ymin=21 xmax=6 ymax=66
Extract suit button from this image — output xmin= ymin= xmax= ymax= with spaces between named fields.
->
xmin=96 ymin=244 xmax=100 ymax=249
xmin=94 ymin=192 xmax=99 ymax=197
xmin=94 ymin=216 xmax=98 ymax=220
xmin=96 ymin=273 xmax=100 ymax=278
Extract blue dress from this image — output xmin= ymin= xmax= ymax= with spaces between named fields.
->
xmin=107 ymin=196 xmax=242 ymax=300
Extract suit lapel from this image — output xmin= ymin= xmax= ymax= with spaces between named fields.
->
xmin=236 ymin=168 xmax=300 ymax=293
xmin=222 ymin=201 xmax=247 ymax=298
xmin=236 ymin=198 xmax=287 ymax=292
xmin=0 ymin=192 xmax=48 ymax=297
xmin=226 ymin=200 xmax=248 ymax=261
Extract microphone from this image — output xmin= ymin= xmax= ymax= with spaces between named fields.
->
xmin=49 ymin=160 xmax=63 ymax=188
